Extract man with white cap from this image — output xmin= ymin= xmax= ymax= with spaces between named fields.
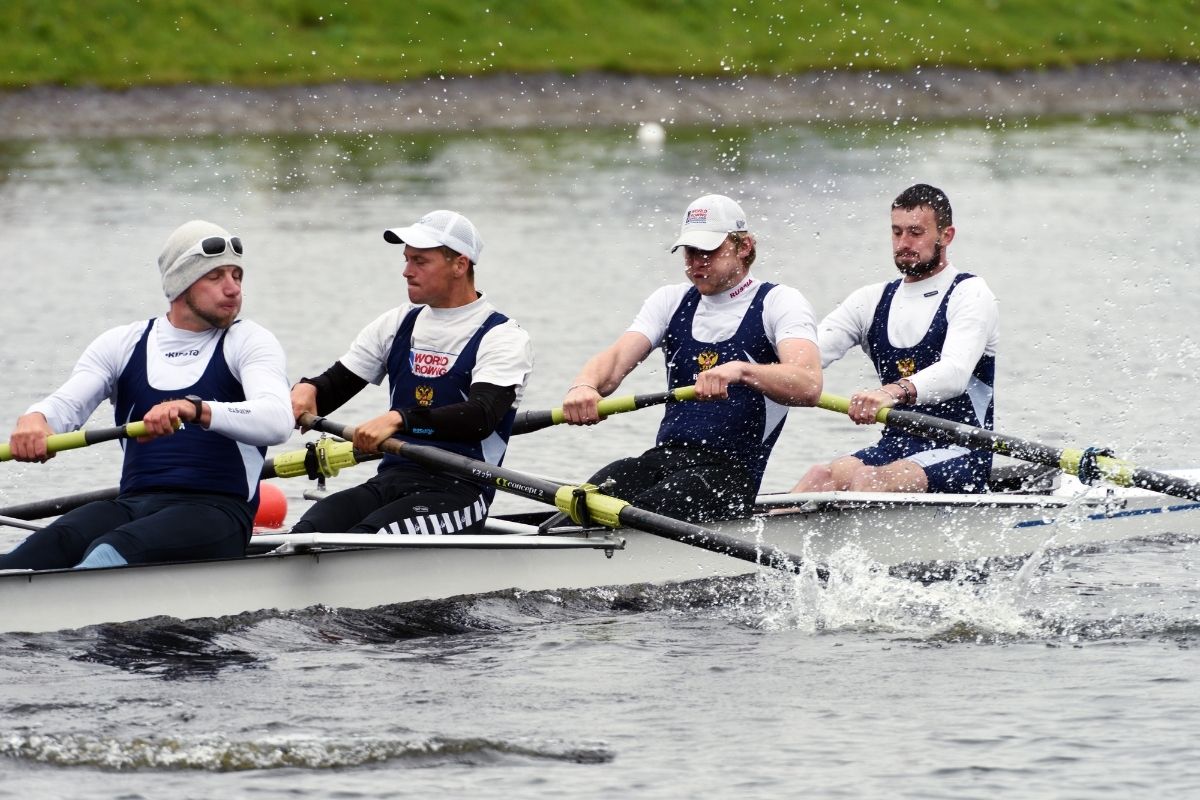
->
xmin=0 ymin=220 xmax=293 ymax=570
xmin=561 ymin=194 xmax=823 ymax=522
xmin=289 ymin=209 xmax=533 ymax=535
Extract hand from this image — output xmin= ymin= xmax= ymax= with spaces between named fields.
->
xmin=694 ymin=361 xmax=745 ymax=400
xmin=847 ymin=387 xmax=897 ymax=425
xmin=9 ymin=412 xmax=53 ymax=462
xmin=562 ymin=384 xmax=603 ymax=425
xmin=352 ymin=410 xmax=403 ymax=453
xmin=138 ymin=399 xmax=189 ymax=441
xmin=291 ymin=383 xmax=318 ymax=431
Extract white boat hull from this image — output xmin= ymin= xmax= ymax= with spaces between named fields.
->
xmin=2 ymin=476 xmax=1197 ymax=634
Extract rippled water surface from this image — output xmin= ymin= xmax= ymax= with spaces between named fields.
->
xmin=1 ymin=113 xmax=1199 ymax=797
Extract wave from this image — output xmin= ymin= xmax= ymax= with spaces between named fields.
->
xmin=1 ymin=533 xmax=1194 ymax=665
xmin=0 ymin=731 xmax=613 ymax=771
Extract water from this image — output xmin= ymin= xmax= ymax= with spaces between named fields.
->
xmin=1 ymin=113 xmax=1199 ymax=796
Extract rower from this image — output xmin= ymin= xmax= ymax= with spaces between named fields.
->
xmin=288 ymin=209 xmax=533 ymax=536
xmin=792 ymin=184 xmax=999 ymax=494
xmin=0 ymin=220 xmax=294 ymax=570
xmin=560 ymin=193 xmax=823 ymax=523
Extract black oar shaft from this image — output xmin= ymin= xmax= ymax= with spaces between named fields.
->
xmin=300 ymin=412 xmax=821 ymax=578
xmin=0 ymin=488 xmax=121 ymax=520
xmin=818 ymin=394 xmax=1200 ymax=502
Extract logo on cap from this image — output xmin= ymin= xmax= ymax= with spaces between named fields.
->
xmin=686 ymin=209 xmax=709 ymax=225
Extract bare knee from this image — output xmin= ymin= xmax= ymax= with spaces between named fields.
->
xmin=848 ymin=461 xmax=928 ymax=493
xmin=792 ymin=464 xmax=835 ymax=492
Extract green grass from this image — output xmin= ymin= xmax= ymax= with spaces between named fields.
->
xmin=1 ymin=0 xmax=1197 ymax=89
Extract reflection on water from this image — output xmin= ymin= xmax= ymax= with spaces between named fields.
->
xmin=71 ymin=622 xmax=263 ymax=680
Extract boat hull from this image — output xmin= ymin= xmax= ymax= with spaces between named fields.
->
xmin=3 ymin=479 xmax=1197 ymax=634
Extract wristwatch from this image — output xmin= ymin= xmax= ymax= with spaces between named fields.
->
xmin=184 ymin=394 xmax=204 ymax=424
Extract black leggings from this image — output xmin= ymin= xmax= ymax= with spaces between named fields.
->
xmin=0 ymin=492 xmax=253 ymax=570
xmin=291 ymin=467 xmax=490 ymax=535
xmin=586 ymin=445 xmax=756 ymax=523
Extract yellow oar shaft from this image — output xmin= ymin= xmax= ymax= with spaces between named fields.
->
xmin=512 ymin=385 xmax=697 ymax=435
xmin=0 ymin=421 xmax=154 ymax=462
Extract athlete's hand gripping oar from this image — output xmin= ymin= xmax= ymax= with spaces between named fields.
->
xmin=298 ymin=411 xmax=828 ymax=580
xmin=0 ymin=439 xmax=375 ymax=523
xmin=817 ymin=393 xmax=1200 ymax=502
xmin=511 ymin=386 xmax=698 ymax=435
xmin=0 ymin=420 xmax=176 ymax=463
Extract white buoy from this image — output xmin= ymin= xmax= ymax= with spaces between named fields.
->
xmin=637 ymin=122 xmax=666 ymax=146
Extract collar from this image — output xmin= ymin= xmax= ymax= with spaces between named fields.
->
xmin=704 ymin=275 xmax=757 ymax=306
xmin=422 ymin=291 xmax=489 ymax=320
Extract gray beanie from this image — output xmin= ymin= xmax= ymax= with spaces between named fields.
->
xmin=158 ymin=220 xmax=244 ymax=301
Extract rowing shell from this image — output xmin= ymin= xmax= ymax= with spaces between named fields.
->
xmin=2 ymin=472 xmax=1198 ymax=634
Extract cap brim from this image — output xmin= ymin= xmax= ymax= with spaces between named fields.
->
xmin=669 ymin=230 xmax=730 ymax=253
xmin=383 ymin=226 xmax=443 ymax=249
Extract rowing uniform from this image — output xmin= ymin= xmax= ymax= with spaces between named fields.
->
xmin=818 ymin=266 xmax=999 ymax=492
xmin=0 ymin=316 xmax=293 ymax=570
xmin=587 ymin=276 xmax=817 ymax=522
xmin=291 ymin=293 xmax=533 ymax=535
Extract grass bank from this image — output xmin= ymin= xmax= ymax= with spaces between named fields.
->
xmin=1 ymin=0 xmax=1197 ymax=89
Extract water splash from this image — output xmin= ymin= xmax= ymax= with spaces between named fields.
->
xmin=0 ymin=732 xmax=613 ymax=771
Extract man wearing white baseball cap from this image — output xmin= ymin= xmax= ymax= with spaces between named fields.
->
xmin=560 ymin=194 xmax=823 ymax=522
xmin=0 ymin=220 xmax=294 ymax=570
xmin=289 ymin=209 xmax=533 ymax=535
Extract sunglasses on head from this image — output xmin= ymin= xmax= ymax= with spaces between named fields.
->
xmin=179 ymin=235 xmax=244 ymax=263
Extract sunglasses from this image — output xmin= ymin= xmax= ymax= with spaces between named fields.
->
xmin=179 ymin=235 xmax=243 ymax=261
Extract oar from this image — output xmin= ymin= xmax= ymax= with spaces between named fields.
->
xmin=0 ymin=487 xmax=126 ymax=521
xmin=298 ymin=411 xmax=828 ymax=580
xmin=262 ymin=437 xmax=379 ymax=479
xmin=511 ymin=386 xmax=697 ymax=435
xmin=0 ymin=420 xmax=165 ymax=462
xmin=817 ymin=393 xmax=1200 ymax=502
xmin=0 ymin=439 xmax=381 ymax=522
xmin=0 ymin=514 xmax=44 ymax=532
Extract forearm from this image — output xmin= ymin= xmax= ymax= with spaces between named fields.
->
xmin=907 ymin=333 xmax=988 ymax=403
xmin=300 ymin=361 xmax=369 ymax=415
xmin=207 ymin=366 xmax=295 ymax=447
xmin=399 ymin=382 xmax=517 ymax=442
xmin=571 ymin=332 xmax=652 ymax=396
xmin=736 ymin=361 xmax=823 ymax=406
xmin=205 ymin=395 xmax=294 ymax=446
xmin=571 ymin=351 xmax=629 ymax=397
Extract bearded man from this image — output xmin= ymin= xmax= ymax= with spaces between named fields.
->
xmin=792 ymin=184 xmax=999 ymax=494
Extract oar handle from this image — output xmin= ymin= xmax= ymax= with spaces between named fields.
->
xmin=0 ymin=420 xmax=159 ymax=462
xmin=512 ymin=385 xmax=698 ymax=435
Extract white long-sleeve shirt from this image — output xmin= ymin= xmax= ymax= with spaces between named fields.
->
xmin=28 ymin=316 xmax=294 ymax=446
xmin=818 ymin=267 xmax=998 ymax=403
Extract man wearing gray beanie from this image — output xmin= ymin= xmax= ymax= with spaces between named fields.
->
xmin=0 ymin=220 xmax=294 ymax=570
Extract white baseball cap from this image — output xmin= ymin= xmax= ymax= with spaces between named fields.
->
xmin=670 ymin=194 xmax=749 ymax=252
xmin=383 ymin=209 xmax=483 ymax=264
